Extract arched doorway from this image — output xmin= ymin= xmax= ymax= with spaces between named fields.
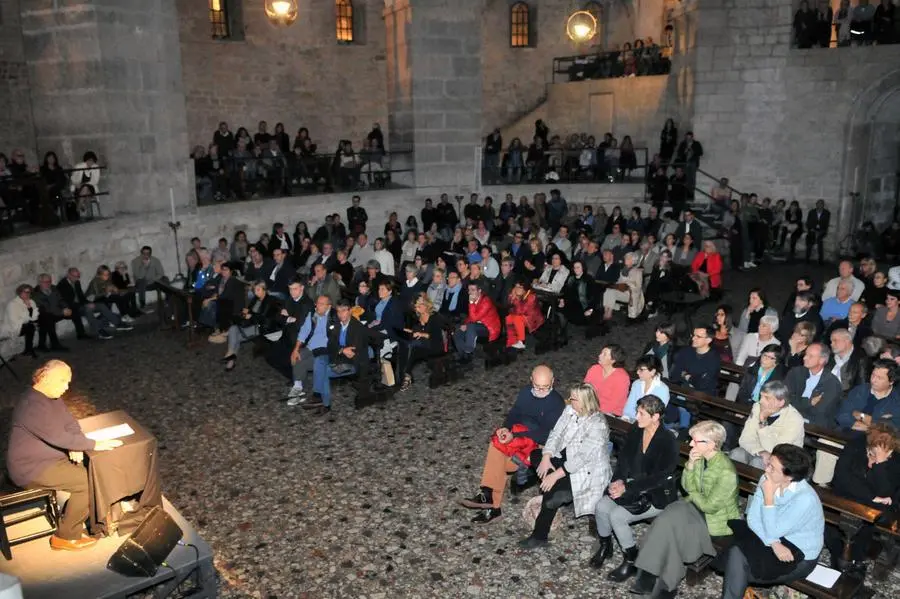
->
xmin=840 ymin=70 xmax=900 ymax=255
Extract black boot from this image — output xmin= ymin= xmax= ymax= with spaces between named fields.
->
xmin=607 ymin=545 xmax=639 ymax=582
xmin=589 ymin=536 xmax=614 ymax=569
xmin=629 ymin=569 xmax=657 ymax=594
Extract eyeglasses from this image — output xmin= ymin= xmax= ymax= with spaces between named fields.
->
xmin=532 ymin=383 xmax=553 ymax=392
xmin=691 ymin=438 xmax=710 ymax=444
xmin=761 ymin=353 xmax=777 ymax=360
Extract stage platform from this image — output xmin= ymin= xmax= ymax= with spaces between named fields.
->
xmin=0 ymin=497 xmax=216 ymax=599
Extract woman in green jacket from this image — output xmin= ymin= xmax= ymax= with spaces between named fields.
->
xmin=626 ymin=420 xmax=740 ymax=598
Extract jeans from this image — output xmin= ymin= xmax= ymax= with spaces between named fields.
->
xmin=314 ymin=356 xmax=357 ymax=408
xmin=79 ymin=302 xmax=120 ymax=334
xmin=227 ymin=324 xmax=258 ymax=354
xmin=453 ymin=322 xmax=488 ymax=357
xmin=134 ymin=278 xmax=163 ymax=307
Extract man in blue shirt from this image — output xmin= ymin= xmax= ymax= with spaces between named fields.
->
xmin=287 ymin=295 xmax=332 ymax=407
xmin=458 ymin=365 xmax=565 ymax=525
xmin=836 ymin=359 xmax=900 ymax=435
xmin=819 ymin=280 xmax=854 ymax=324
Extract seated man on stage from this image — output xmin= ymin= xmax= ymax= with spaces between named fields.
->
xmin=6 ymin=360 xmax=122 ymax=551
xmin=458 ymin=365 xmax=565 ymax=524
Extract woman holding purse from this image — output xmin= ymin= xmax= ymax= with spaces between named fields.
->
xmin=221 ymin=280 xmax=278 ymax=371
xmin=591 ymin=395 xmax=679 ymax=580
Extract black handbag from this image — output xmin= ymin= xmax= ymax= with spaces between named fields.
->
xmin=614 ymin=473 xmax=681 ymax=515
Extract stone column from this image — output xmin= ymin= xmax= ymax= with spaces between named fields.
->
xmin=19 ymin=0 xmax=192 ymax=215
xmin=384 ymin=0 xmax=484 ymax=189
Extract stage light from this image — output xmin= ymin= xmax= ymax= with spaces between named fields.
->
xmin=566 ymin=10 xmax=597 ymax=42
xmin=265 ymin=0 xmax=298 ymax=27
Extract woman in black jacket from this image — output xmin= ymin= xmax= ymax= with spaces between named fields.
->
xmin=605 ymin=206 xmax=625 ymax=235
xmin=643 ymin=249 xmax=675 ymax=316
xmin=825 ymin=424 xmax=900 ymax=576
xmin=397 ymin=293 xmax=446 ymax=391
xmin=221 ymin=280 xmax=279 ymax=371
xmin=659 ymin=119 xmax=677 ymax=165
xmin=591 ymin=395 xmax=679 ymax=580
xmin=640 ymin=322 xmax=678 ymax=380
xmin=782 ymin=200 xmax=804 ymax=258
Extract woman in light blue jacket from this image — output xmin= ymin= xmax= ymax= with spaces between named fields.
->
xmin=622 ymin=354 xmax=670 ymax=422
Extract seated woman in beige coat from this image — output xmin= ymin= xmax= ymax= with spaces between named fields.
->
xmin=600 ymin=252 xmax=645 ymax=332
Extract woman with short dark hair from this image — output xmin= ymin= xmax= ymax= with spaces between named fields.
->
xmin=592 ymin=395 xmax=679 ymax=580
xmin=583 ymin=344 xmax=630 ymax=416
xmin=721 ymin=444 xmax=824 ymax=599
xmin=641 ymin=323 xmax=677 ymax=379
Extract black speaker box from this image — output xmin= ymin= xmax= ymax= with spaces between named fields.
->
xmin=107 ymin=506 xmax=184 ymax=577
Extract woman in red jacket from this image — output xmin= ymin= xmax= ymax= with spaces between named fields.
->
xmin=506 ymin=280 xmax=545 ymax=350
xmin=687 ymin=240 xmax=723 ymax=299
xmin=453 ymin=282 xmax=501 ymax=363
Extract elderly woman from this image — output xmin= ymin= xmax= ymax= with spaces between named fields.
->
xmin=592 ymin=395 xmax=679 ymax=579
xmin=533 ymin=253 xmax=570 ymax=294
xmin=687 ymin=239 xmax=723 ymax=299
xmin=3 ymin=284 xmax=40 ymax=357
xmin=737 ymin=288 xmax=777 ymax=334
xmin=721 ymin=444 xmax=824 ymax=599
xmin=825 ymin=423 xmax=900 ymax=575
xmin=505 ymin=279 xmax=544 ymax=350
xmin=734 ymin=314 xmax=780 ymax=367
xmin=518 ymin=383 xmax=612 ymax=549
xmin=626 ymin=421 xmax=740 ymax=598
xmin=622 ymin=354 xmax=670 ymax=422
xmin=221 ymin=280 xmax=278 ymax=372
xmin=601 ymin=251 xmax=645 ymax=329
xmin=397 ymin=293 xmax=445 ymax=391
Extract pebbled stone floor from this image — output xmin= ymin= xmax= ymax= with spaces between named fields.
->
xmin=1 ymin=262 xmax=897 ymax=598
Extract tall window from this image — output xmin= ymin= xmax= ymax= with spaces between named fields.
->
xmin=209 ymin=0 xmax=229 ymax=39
xmin=510 ymin=2 xmax=531 ymax=48
xmin=336 ymin=0 xmax=354 ymax=43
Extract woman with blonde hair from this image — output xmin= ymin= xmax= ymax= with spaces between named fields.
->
xmin=519 ymin=383 xmax=612 ymax=549
xmin=397 ymin=292 xmax=445 ymax=391
xmin=625 ymin=420 xmax=740 ymax=597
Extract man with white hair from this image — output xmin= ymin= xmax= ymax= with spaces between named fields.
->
xmin=826 ymin=328 xmax=870 ymax=398
xmin=819 ymin=279 xmax=855 ymax=324
xmin=6 ymin=360 xmax=122 ymax=551
xmin=821 ymin=260 xmax=864 ymax=302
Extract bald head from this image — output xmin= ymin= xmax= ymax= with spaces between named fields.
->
xmin=531 ymin=365 xmax=554 ymax=388
xmin=32 ymin=359 xmax=72 ymax=399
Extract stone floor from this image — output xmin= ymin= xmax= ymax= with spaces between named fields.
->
xmin=1 ymin=262 xmax=897 ymax=598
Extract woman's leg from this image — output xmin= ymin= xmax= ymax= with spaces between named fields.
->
xmin=506 ymin=314 xmax=526 ymax=347
xmin=20 ymin=322 xmax=36 ymax=354
xmin=721 ymin=544 xmax=751 ymax=599
xmin=530 ymin=476 xmax=573 ymax=541
xmin=226 ymin=325 xmax=241 ymax=356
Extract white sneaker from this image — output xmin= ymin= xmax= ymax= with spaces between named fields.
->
xmin=121 ymin=315 xmax=134 ymax=323
xmin=286 ymin=387 xmax=307 ymax=406
xmin=511 ymin=341 xmax=526 ymax=349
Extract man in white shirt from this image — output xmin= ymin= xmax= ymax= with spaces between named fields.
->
xmin=372 ymin=238 xmax=395 ymax=277
xmin=551 ymin=225 xmax=573 ymax=259
xmin=348 ymin=233 xmax=375 ymax=271
xmin=821 ymin=260 xmax=864 ymax=301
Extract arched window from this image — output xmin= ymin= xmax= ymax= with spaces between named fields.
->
xmin=209 ymin=0 xmax=229 ymax=39
xmin=336 ymin=0 xmax=354 ymax=43
xmin=510 ymin=2 xmax=531 ymax=48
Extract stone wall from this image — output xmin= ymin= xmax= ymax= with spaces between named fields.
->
xmin=176 ymin=0 xmax=389 ymax=154
xmin=481 ymin=0 xmax=668 ymax=135
xmin=687 ymin=0 xmax=900 ymax=250
xmin=0 ymin=0 xmax=35 ymax=161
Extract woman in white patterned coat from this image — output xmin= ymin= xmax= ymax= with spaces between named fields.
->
xmin=519 ymin=383 xmax=612 ymax=549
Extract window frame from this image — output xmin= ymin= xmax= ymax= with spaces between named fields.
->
xmin=209 ymin=0 xmax=230 ymax=40
xmin=510 ymin=2 xmax=531 ymax=49
xmin=336 ymin=0 xmax=354 ymax=44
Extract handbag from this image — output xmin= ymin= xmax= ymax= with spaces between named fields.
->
xmin=614 ymin=473 xmax=681 ymax=515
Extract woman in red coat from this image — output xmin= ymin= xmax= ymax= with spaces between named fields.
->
xmin=453 ymin=282 xmax=501 ymax=362
xmin=506 ymin=280 xmax=545 ymax=349
xmin=688 ymin=240 xmax=723 ymax=299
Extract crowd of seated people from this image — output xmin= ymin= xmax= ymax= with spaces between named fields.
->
xmin=192 ymin=121 xmax=389 ymax=201
xmin=563 ymin=37 xmax=672 ymax=82
xmin=0 ymin=149 xmax=102 ymax=224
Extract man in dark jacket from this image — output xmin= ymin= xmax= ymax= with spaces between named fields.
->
xmin=827 ymin=328 xmax=871 ymax=399
xmin=777 ymin=290 xmax=823 ymax=345
xmin=436 ymin=194 xmax=459 ymax=236
xmin=458 ymin=365 xmax=565 ymax=524
xmin=34 ymin=273 xmax=73 ymax=350
xmin=421 ymin=198 xmax=438 ymax=232
xmin=346 ymin=194 xmax=368 ymax=236
xmin=279 ymin=279 xmax=313 ymax=343
xmin=57 ymin=267 xmax=126 ymax=340
xmin=267 ymin=248 xmax=296 ymax=299
xmin=546 ymin=189 xmax=567 ymax=235
xmin=805 ymin=199 xmax=830 ymax=265
xmin=785 ymin=342 xmax=842 ymax=429
xmin=825 ymin=302 xmax=873 ymax=349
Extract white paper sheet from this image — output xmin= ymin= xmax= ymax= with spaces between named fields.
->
xmin=805 ymin=564 xmax=841 ymax=588
xmin=84 ymin=423 xmax=135 ymax=442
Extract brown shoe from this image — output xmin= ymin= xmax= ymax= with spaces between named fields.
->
xmin=50 ymin=535 xmax=98 ymax=551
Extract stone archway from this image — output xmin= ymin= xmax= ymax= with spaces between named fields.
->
xmin=840 ymin=69 xmax=900 ymax=252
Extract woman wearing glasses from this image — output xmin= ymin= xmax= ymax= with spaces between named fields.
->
xmin=625 ymin=420 xmax=740 ymax=598
xmin=518 ymin=383 xmax=612 ymax=549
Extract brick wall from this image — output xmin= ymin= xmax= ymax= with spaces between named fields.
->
xmin=176 ymin=0 xmax=389 ymax=154
xmin=0 ymin=0 xmax=36 ymax=162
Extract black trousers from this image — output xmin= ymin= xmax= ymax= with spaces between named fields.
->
xmin=532 ymin=475 xmax=572 ymax=541
xmin=37 ymin=312 xmax=61 ymax=347
xmin=805 ymin=231 xmax=825 ymax=263
xmin=27 ymin=458 xmax=90 ymax=540
xmin=18 ymin=322 xmax=36 ymax=352
xmin=396 ymin=339 xmax=440 ymax=380
xmin=720 ymin=544 xmax=817 ymax=599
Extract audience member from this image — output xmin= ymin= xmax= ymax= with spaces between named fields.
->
xmin=872 ymin=289 xmax=900 ymax=340
xmin=57 ymin=267 xmax=127 ymax=340
xmin=32 ymin=274 xmax=71 ymax=351
xmin=622 ymin=354 xmax=670 ymax=421
xmin=596 ymin=395 xmax=678 ymax=580
xmin=822 ymin=260 xmax=865 ymax=302
xmin=735 ymin=344 xmax=785 ymax=405
xmin=130 ymin=246 xmax=166 ymax=310
xmin=730 ymin=381 xmax=804 ymax=468
xmin=505 ymin=280 xmax=544 ymax=350
xmin=3 ymin=284 xmax=40 ymax=357
xmin=287 ymin=295 xmax=333 ymax=407
xmin=641 ymin=323 xmax=677 ymax=380
xmin=670 ymin=326 xmax=721 ymax=396
xmin=777 ymin=290 xmax=822 ymax=344
xmin=583 ymin=344 xmax=631 ymax=416
xmin=837 ymin=358 xmax=900 ymax=433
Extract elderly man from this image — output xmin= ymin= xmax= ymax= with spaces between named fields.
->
xmin=348 ymin=233 xmax=375 ymax=271
xmin=287 ymin=295 xmax=332 ymax=407
xmin=306 ymin=263 xmax=340 ymax=306
xmin=459 ymin=365 xmax=566 ymax=524
xmin=453 ymin=282 xmax=501 ymax=364
xmin=822 ymin=260 xmax=865 ymax=302
xmin=777 ymin=290 xmax=823 ymax=345
xmin=6 ymin=360 xmax=121 ymax=550
xmin=785 ymin=342 xmax=842 ymax=428
xmin=129 ymin=246 xmax=166 ymax=310
xmin=730 ymin=380 xmax=805 ymax=469
xmin=33 ymin=274 xmax=72 ymax=351
xmin=819 ymin=279 xmax=855 ymax=324
xmin=56 ymin=267 xmax=128 ymax=341
xmin=827 ymin=328 xmax=870 ymax=398
xmin=825 ymin=302 xmax=873 ymax=348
